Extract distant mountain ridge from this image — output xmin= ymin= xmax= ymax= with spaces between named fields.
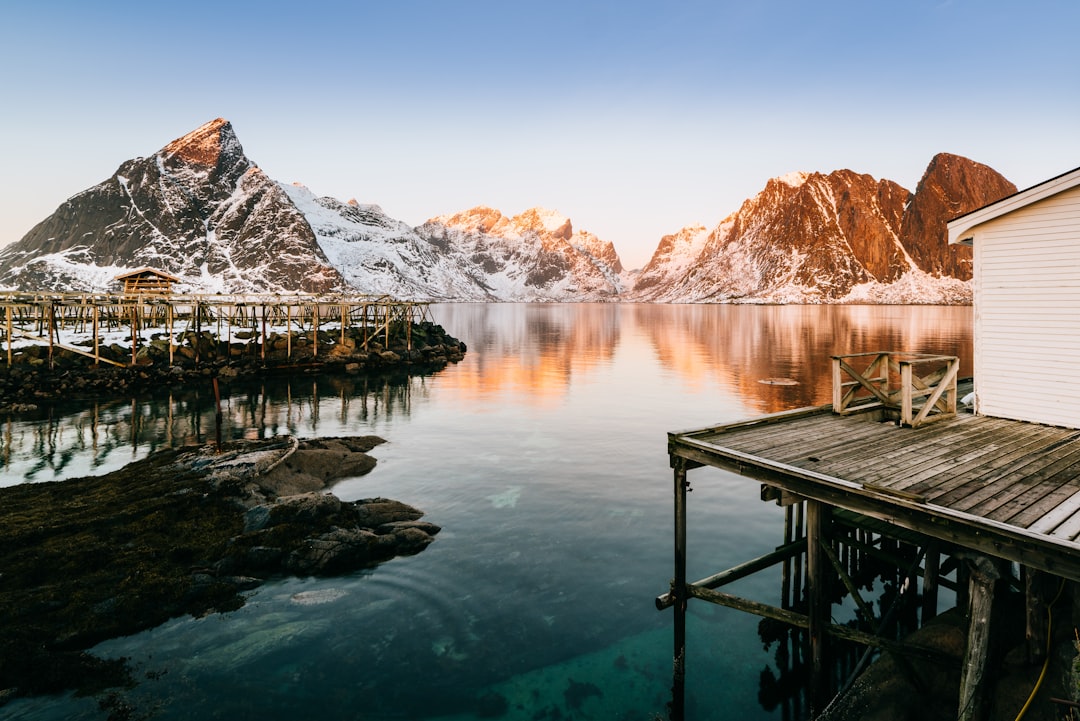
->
xmin=0 ymin=118 xmax=1017 ymax=303
xmin=630 ymin=155 xmax=1015 ymax=303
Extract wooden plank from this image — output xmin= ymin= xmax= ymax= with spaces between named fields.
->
xmin=975 ymin=444 xmax=1080 ymax=522
xmin=944 ymin=430 xmax=1080 ymax=513
xmin=1049 ymin=508 xmax=1080 ymax=542
xmin=1025 ymin=489 xmax=1080 ymax=535
xmin=846 ymin=420 xmax=1008 ymax=485
xmin=887 ymin=421 xmax=1044 ymax=495
xmin=880 ymin=420 xmax=1062 ymax=500
xmin=740 ymin=415 xmax=896 ymax=461
xmin=670 ymin=404 xmax=833 ymax=441
xmin=704 ymin=414 xmax=845 ymax=454
xmin=903 ymin=428 xmax=1068 ymax=503
xmin=819 ymin=416 xmax=1002 ymax=486
xmin=1008 ymin=476 xmax=1080 ymax=530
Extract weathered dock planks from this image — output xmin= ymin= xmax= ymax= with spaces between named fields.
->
xmin=663 ymin=392 xmax=1080 ymax=719
xmin=675 ymin=408 xmax=1080 ymax=562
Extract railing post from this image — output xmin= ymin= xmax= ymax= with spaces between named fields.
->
xmin=831 ymin=356 xmax=843 ymax=411
xmin=900 ymin=361 xmax=914 ymax=426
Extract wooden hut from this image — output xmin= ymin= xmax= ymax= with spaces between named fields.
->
xmin=114 ymin=267 xmax=182 ymax=295
xmin=948 ymin=164 xmax=1080 ymax=429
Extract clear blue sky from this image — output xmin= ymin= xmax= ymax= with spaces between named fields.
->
xmin=1 ymin=0 xmax=1077 ymax=269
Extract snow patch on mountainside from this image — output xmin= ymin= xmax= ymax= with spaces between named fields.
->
xmin=840 ymin=270 xmax=972 ymax=304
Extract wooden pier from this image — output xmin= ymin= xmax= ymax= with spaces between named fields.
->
xmin=660 ymin=353 xmax=1080 ymax=720
xmin=0 ymin=292 xmax=431 ymax=368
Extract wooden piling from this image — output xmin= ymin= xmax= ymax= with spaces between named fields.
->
xmin=671 ymin=459 xmax=689 ymax=721
xmin=806 ymin=500 xmax=831 ymax=716
xmin=959 ymin=556 xmax=1002 ymax=721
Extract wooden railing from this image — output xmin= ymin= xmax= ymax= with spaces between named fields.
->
xmin=831 ymin=352 xmax=959 ymax=428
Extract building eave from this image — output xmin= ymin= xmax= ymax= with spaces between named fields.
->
xmin=947 ymin=164 xmax=1080 ymax=245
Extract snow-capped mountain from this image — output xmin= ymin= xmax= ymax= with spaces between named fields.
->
xmin=0 ymin=119 xmax=341 ymax=293
xmin=283 ymin=187 xmax=626 ymax=301
xmin=0 ymin=119 xmax=625 ymax=300
xmin=629 ymin=154 xmax=1016 ymax=303
xmin=0 ymin=118 xmax=1017 ymax=304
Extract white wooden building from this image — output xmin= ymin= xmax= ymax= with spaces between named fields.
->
xmin=948 ymin=165 xmax=1080 ymax=429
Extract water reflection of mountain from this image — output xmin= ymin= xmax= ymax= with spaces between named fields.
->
xmin=430 ymin=303 xmax=620 ymax=403
xmin=631 ymin=304 xmax=973 ymax=414
xmin=1 ymin=375 xmax=419 ymax=485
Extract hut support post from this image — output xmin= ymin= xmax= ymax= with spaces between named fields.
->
xmin=1024 ymin=567 xmax=1052 ymax=665
xmin=383 ymin=304 xmax=390 ymax=347
xmin=93 ymin=305 xmax=100 ymax=366
xmin=923 ymin=543 xmax=941 ymax=623
xmin=167 ymin=304 xmax=174 ymax=366
xmin=959 ymin=556 xmax=1002 ymax=721
xmin=362 ymin=304 xmax=369 ymax=351
xmin=5 ymin=305 xmax=11 ymax=366
xmin=48 ymin=302 xmax=55 ymax=370
xmin=806 ymin=500 xmax=831 ymax=716
xmin=670 ymin=459 xmax=689 ymax=721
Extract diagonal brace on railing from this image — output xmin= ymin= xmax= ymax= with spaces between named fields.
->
xmin=902 ymin=357 xmax=959 ymax=427
xmin=839 ymin=357 xmax=892 ymax=407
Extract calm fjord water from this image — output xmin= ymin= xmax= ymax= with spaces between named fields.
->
xmin=2 ymin=303 xmax=972 ymax=721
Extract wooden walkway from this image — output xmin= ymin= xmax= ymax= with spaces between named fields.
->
xmin=670 ymin=405 xmax=1080 ymax=581
xmin=662 ymin=396 xmax=1080 ymax=720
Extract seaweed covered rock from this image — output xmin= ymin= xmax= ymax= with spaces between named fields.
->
xmin=0 ymin=436 xmax=439 ymax=701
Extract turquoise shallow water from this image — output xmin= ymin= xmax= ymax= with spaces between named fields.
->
xmin=0 ymin=303 xmax=972 ymax=720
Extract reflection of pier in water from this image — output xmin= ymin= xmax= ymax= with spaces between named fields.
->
xmin=1 ymin=375 xmax=419 ymax=485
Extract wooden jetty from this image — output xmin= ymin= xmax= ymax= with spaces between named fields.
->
xmin=0 ymin=292 xmax=431 ymax=368
xmin=659 ymin=352 xmax=1080 ymax=720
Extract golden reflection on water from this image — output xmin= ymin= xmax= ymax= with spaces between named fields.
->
xmin=430 ymin=303 xmax=973 ymax=415
xmin=631 ymin=304 xmax=973 ymax=413
xmin=2 ymin=304 xmax=973 ymax=483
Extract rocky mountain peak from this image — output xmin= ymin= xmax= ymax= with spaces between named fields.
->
xmin=898 ymin=153 xmax=1017 ymax=279
xmin=432 ymin=206 xmax=509 ymax=235
xmin=0 ymin=118 xmax=340 ymax=293
xmin=162 ymin=117 xmax=236 ymax=167
xmin=776 ymin=171 xmax=810 ymax=188
xmin=512 ymin=208 xmax=573 ymax=241
xmin=0 ymin=117 xmax=1017 ymax=304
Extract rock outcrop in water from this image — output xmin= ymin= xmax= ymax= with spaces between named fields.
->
xmin=0 ymin=436 xmax=438 ymax=702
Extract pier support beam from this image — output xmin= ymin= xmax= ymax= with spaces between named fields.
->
xmin=806 ymin=499 xmax=832 ymax=716
xmin=670 ymin=459 xmax=689 ymax=721
xmin=922 ymin=542 xmax=941 ymax=623
xmin=959 ymin=556 xmax=1003 ymax=721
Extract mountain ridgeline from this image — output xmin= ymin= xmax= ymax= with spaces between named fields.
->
xmin=0 ymin=118 xmax=1017 ymax=303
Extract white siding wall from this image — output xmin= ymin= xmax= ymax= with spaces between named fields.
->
xmin=973 ymin=185 xmax=1080 ymax=428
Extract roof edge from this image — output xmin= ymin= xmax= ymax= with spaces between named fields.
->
xmin=948 ymin=165 xmax=1080 ymax=245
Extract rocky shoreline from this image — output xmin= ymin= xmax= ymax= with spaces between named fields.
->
xmin=0 ymin=435 xmax=439 ymax=704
